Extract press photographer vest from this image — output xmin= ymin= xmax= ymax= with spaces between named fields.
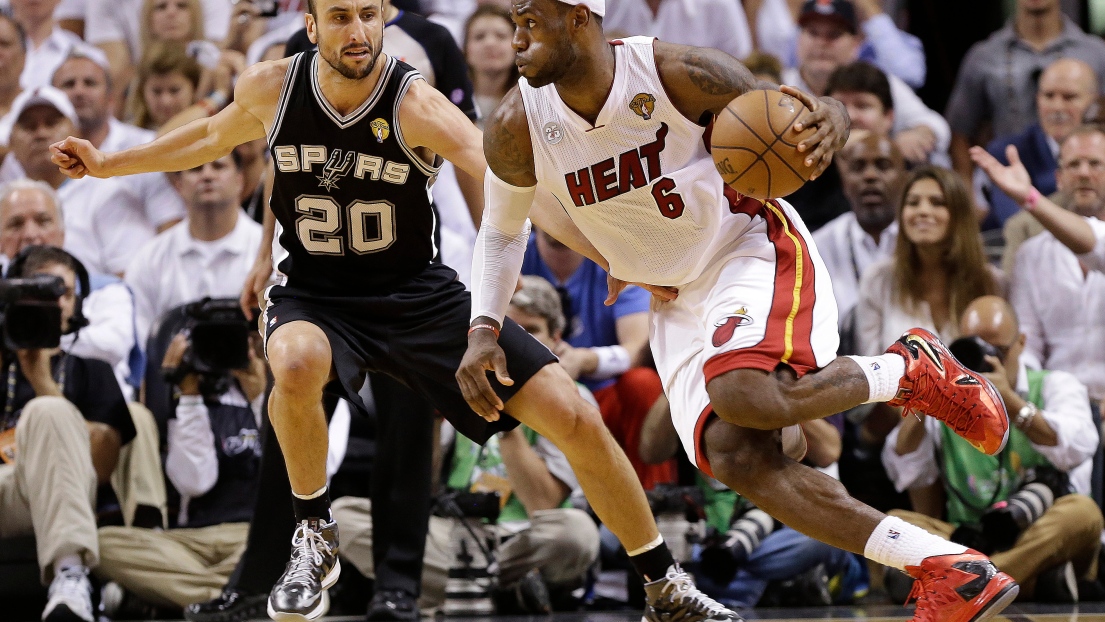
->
xmin=941 ymin=369 xmax=1051 ymax=525
xmin=448 ymin=427 xmax=571 ymax=524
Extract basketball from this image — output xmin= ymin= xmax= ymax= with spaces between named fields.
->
xmin=710 ymin=90 xmax=818 ymax=200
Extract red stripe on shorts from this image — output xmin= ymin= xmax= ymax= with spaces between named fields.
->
xmin=703 ymin=196 xmax=818 ymax=384
xmin=693 ymin=404 xmax=716 ymax=478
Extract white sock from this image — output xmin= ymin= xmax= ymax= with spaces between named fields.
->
xmin=846 ymin=354 xmax=906 ymax=403
xmin=293 ymin=485 xmax=327 ymax=500
xmin=54 ymin=554 xmax=83 ymax=575
xmin=864 ymin=516 xmax=968 ymax=571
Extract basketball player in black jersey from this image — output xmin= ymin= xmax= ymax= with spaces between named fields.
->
xmin=49 ymin=1 xmax=739 ymax=621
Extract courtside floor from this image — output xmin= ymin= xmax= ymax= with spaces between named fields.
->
xmin=309 ymin=604 xmax=1105 ymax=622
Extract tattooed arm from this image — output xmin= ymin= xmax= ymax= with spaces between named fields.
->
xmin=653 ymin=41 xmax=850 ymax=177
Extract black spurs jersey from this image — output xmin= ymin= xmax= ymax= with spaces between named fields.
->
xmin=267 ymin=51 xmax=441 ymax=293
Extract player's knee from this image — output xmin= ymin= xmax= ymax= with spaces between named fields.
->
xmin=706 ymin=369 xmax=791 ymax=429
xmin=267 ymin=331 xmax=331 ymax=390
xmin=703 ymin=423 xmax=783 ymax=495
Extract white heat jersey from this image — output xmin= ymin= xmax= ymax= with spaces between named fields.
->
xmin=520 ymin=36 xmax=746 ymax=286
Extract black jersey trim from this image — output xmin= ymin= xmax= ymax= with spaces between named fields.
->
xmin=267 ymin=53 xmax=304 ymax=146
xmin=310 ymin=54 xmax=396 ymax=129
xmin=393 ymin=71 xmax=442 ymax=178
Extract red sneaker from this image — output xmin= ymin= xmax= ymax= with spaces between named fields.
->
xmin=886 ymin=328 xmax=1010 ymax=455
xmin=905 ymin=551 xmax=1019 ymax=622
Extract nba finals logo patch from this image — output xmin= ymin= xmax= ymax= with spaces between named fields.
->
xmin=370 ymin=118 xmax=390 ymax=143
xmin=712 ymin=306 xmax=753 ymax=347
xmin=629 ymin=93 xmax=656 ymax=120
xmin=317 ymin=149 xmax=354 ymax=190
xmin=543 ymin=121 xmax=563 ymax=145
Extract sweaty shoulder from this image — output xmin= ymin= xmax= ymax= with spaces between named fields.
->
xmin=652 ymin=40 xmax=759 ymax=122
xmin=483 ymin=85 xmax=537 ymax=186
xmin=233 ymin=57 xmax=296 ymax=128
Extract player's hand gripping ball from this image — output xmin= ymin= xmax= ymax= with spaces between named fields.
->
xmin=711 ymin=90 xmax=818 ymax=200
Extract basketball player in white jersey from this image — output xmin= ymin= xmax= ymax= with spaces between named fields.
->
xmin=49 ymin=1 xmax=745 ymax=620
xmin=460 ymin=1 xmax=1020 ymax=619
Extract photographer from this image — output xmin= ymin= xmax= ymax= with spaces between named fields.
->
xmin=883 ymin=295 xmax=1102 ymax=601
xmin=97 ymin=301 xmax=267 ymax=612
xmin=0 ymin=245 xmax=135 ymax=622
xmin=332 ymin=276 xmax=600 ymax=615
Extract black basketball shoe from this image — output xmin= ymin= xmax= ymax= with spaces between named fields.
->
xmin=643 ymin=564 xmax=742 ymax=621
xmin=267 ymin=519 xmax=341 ymax=621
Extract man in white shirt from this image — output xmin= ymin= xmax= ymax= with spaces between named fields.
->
xmin=125 ymin=152 xmax=262 ymax=348
xmin=972 ymin=125 xmax=1105 ymax=402
xmin=51 ymin=51 xmax=185 ymax=232
xmin=0 ymin=178 xmax=137 ymax=397
xmin=603 ymin=0 xmax=753 ymax=62
xmin=812 ymin=133 xmax=903 ymax=344
xmin=882 ymin=295 xmax=1102 ymax=601
xmin=0 ymin=86 xmax=153 ymax=277
xmin=10 ymin=0 xmax=83 ymax=90
xmin=781 ymin=0 xmax=948 ymax=165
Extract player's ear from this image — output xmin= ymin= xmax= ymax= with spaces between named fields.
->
xmin=306 ymin=12 xmax=318 ymax=44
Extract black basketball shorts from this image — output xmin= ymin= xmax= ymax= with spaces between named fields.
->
xmin=261 ymin=262 xmax=557 ymax=443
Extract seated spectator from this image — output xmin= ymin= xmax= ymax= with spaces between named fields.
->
xmin=84 ymin=0 xmax=229 ymax=96
xmin=127 ymin=42 xmax=202 ymax=132
xmin=604 ymin=0 xmax=753 ymax=62
xmin=946 ymin=0 xmax=1105 ymax=182
xmin=332 ymin=276 xmax=600 ymax=614
xmin=783 ymin=0 xmax=948 ymax=164
xmin=0 ymin=245 xmax=136 ymax=622
xmin=124 ymin=152 xmax=262 ymax=346
xmin=977 ymin=58 xmax=1098 ymax=231
xmin=465 ymin=4 xmax=517 ymax=129
xmin=0 ymin=179 xmax=138 ymax=398
xmin=140 ymin=0 xmax=220 ymax=70
xmin=825 ymin=61 xmax=946 ymax=166
xmin=750 ymin=0 xmax=926 ymax=90
xmin=972 ymin=124 xmax=1105 ymax=403
xmin=812 ymin=133 xmax=904 ymax=348
xmin=97 ymin=328 xmax=267 ymax=612
xmin=52 ymin=50 xmax=186 ymax=233
xmin=11 ymin=0 xmax=84 ymax=90
xmin=883 ymin=295 xmax=1102 ymax=602
xmin=0 ymin=86 xmax=153 ymax=276
xmin=0 ymin=13 xmax=27 ymax=120
xmin=781 ymin=4 xmax=946 ymax=230
xmin=522 ymin=228 xmax=674 ymax=490
xmin=857 ymin=166 xmax=1000 ymax=356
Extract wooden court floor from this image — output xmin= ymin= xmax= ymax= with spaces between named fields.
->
xmin=308 ymin=602 xmax=1105 ymax=622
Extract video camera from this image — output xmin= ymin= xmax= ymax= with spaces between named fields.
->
xmin=0 ymin=275 xmax=66 ymax=350
xmin=162 ymin=298 xmax=253 ymax=395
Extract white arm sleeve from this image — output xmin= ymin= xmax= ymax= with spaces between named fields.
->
xmin=470 ymin=168 xmax=536 ymax=326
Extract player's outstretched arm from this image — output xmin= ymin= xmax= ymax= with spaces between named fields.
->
xmin=653 ymin=41 xmax=850 ymax=179
xmin=51 ymin=60 xmax=284 ymax=179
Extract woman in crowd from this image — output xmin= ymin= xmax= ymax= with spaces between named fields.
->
xmin=857 ymin=165 xmax=1002 ymax=355
xmin=128 ymin=42 xmax=203 ymax=131
xmin=464 ymin=5 xmax=517 ymax=129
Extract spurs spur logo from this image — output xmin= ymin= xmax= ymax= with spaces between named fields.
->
xmin=317 ymin=149 xmax=355 ymax=190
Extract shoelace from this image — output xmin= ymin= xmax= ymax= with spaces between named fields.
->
xmin=905 ymin=373 xmax=982 ymax=438
xmin=906 ymin=573 xmax=957 ymax=622
xmin=283 ymin=522 xmax=332 ymax=587
xmin=50 ymin=567 xmax=92 ymax=616
xmin=657 ymin=569 xmax=732 ymax=618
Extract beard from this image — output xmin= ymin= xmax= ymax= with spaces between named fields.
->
xmin=320 ymin=41 xmax=382 ymax=81
xmin=520 ymin=43 xmax=577 ymax=88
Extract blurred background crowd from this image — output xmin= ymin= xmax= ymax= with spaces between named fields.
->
xmin=2 ymin=0 xmax=1105 ymax=620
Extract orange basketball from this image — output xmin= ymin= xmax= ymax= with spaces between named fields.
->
xmin=710 ymin=90 xmax=818 ymax=200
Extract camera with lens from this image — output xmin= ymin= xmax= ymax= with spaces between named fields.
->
xmin=951 ymin=466 xmax=1071 ymax=554
xmin=698 ymin=502 xmax=778 ymax=585
xmin=435 ymin=490 xmax=502 ymax=523
xmin=161 ymin=298 xmax=253 ymax=396
xmin=948 ymin=335 xmax=1001 ymax=373
xmin=436 ymin=490 xmax=501 ymax=616
xmin=0 ymin=275 xmax=67 ymax=350
xmin=646 ymin=485 xmax=706 ymax=521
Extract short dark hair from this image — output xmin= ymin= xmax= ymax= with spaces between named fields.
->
xmin=825 ymin=61 xmax=893 ymax=113
xmin=306 ymin=0 xmax=315 ymax=16
xmin=16 ymin=245 xmax=81 ymax=283
xmin=1059 ymin=123 xmax=1105 ymax=154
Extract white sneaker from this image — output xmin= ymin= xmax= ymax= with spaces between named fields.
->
xmin=42 ymin=565 xmax=94 ymax=622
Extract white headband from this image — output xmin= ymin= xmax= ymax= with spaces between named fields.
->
xmin=558 ymin=0 xmax=605 ymax=16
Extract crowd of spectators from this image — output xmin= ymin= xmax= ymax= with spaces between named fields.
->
xmin=1 ymin=0 xmax=1104 ymax=620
